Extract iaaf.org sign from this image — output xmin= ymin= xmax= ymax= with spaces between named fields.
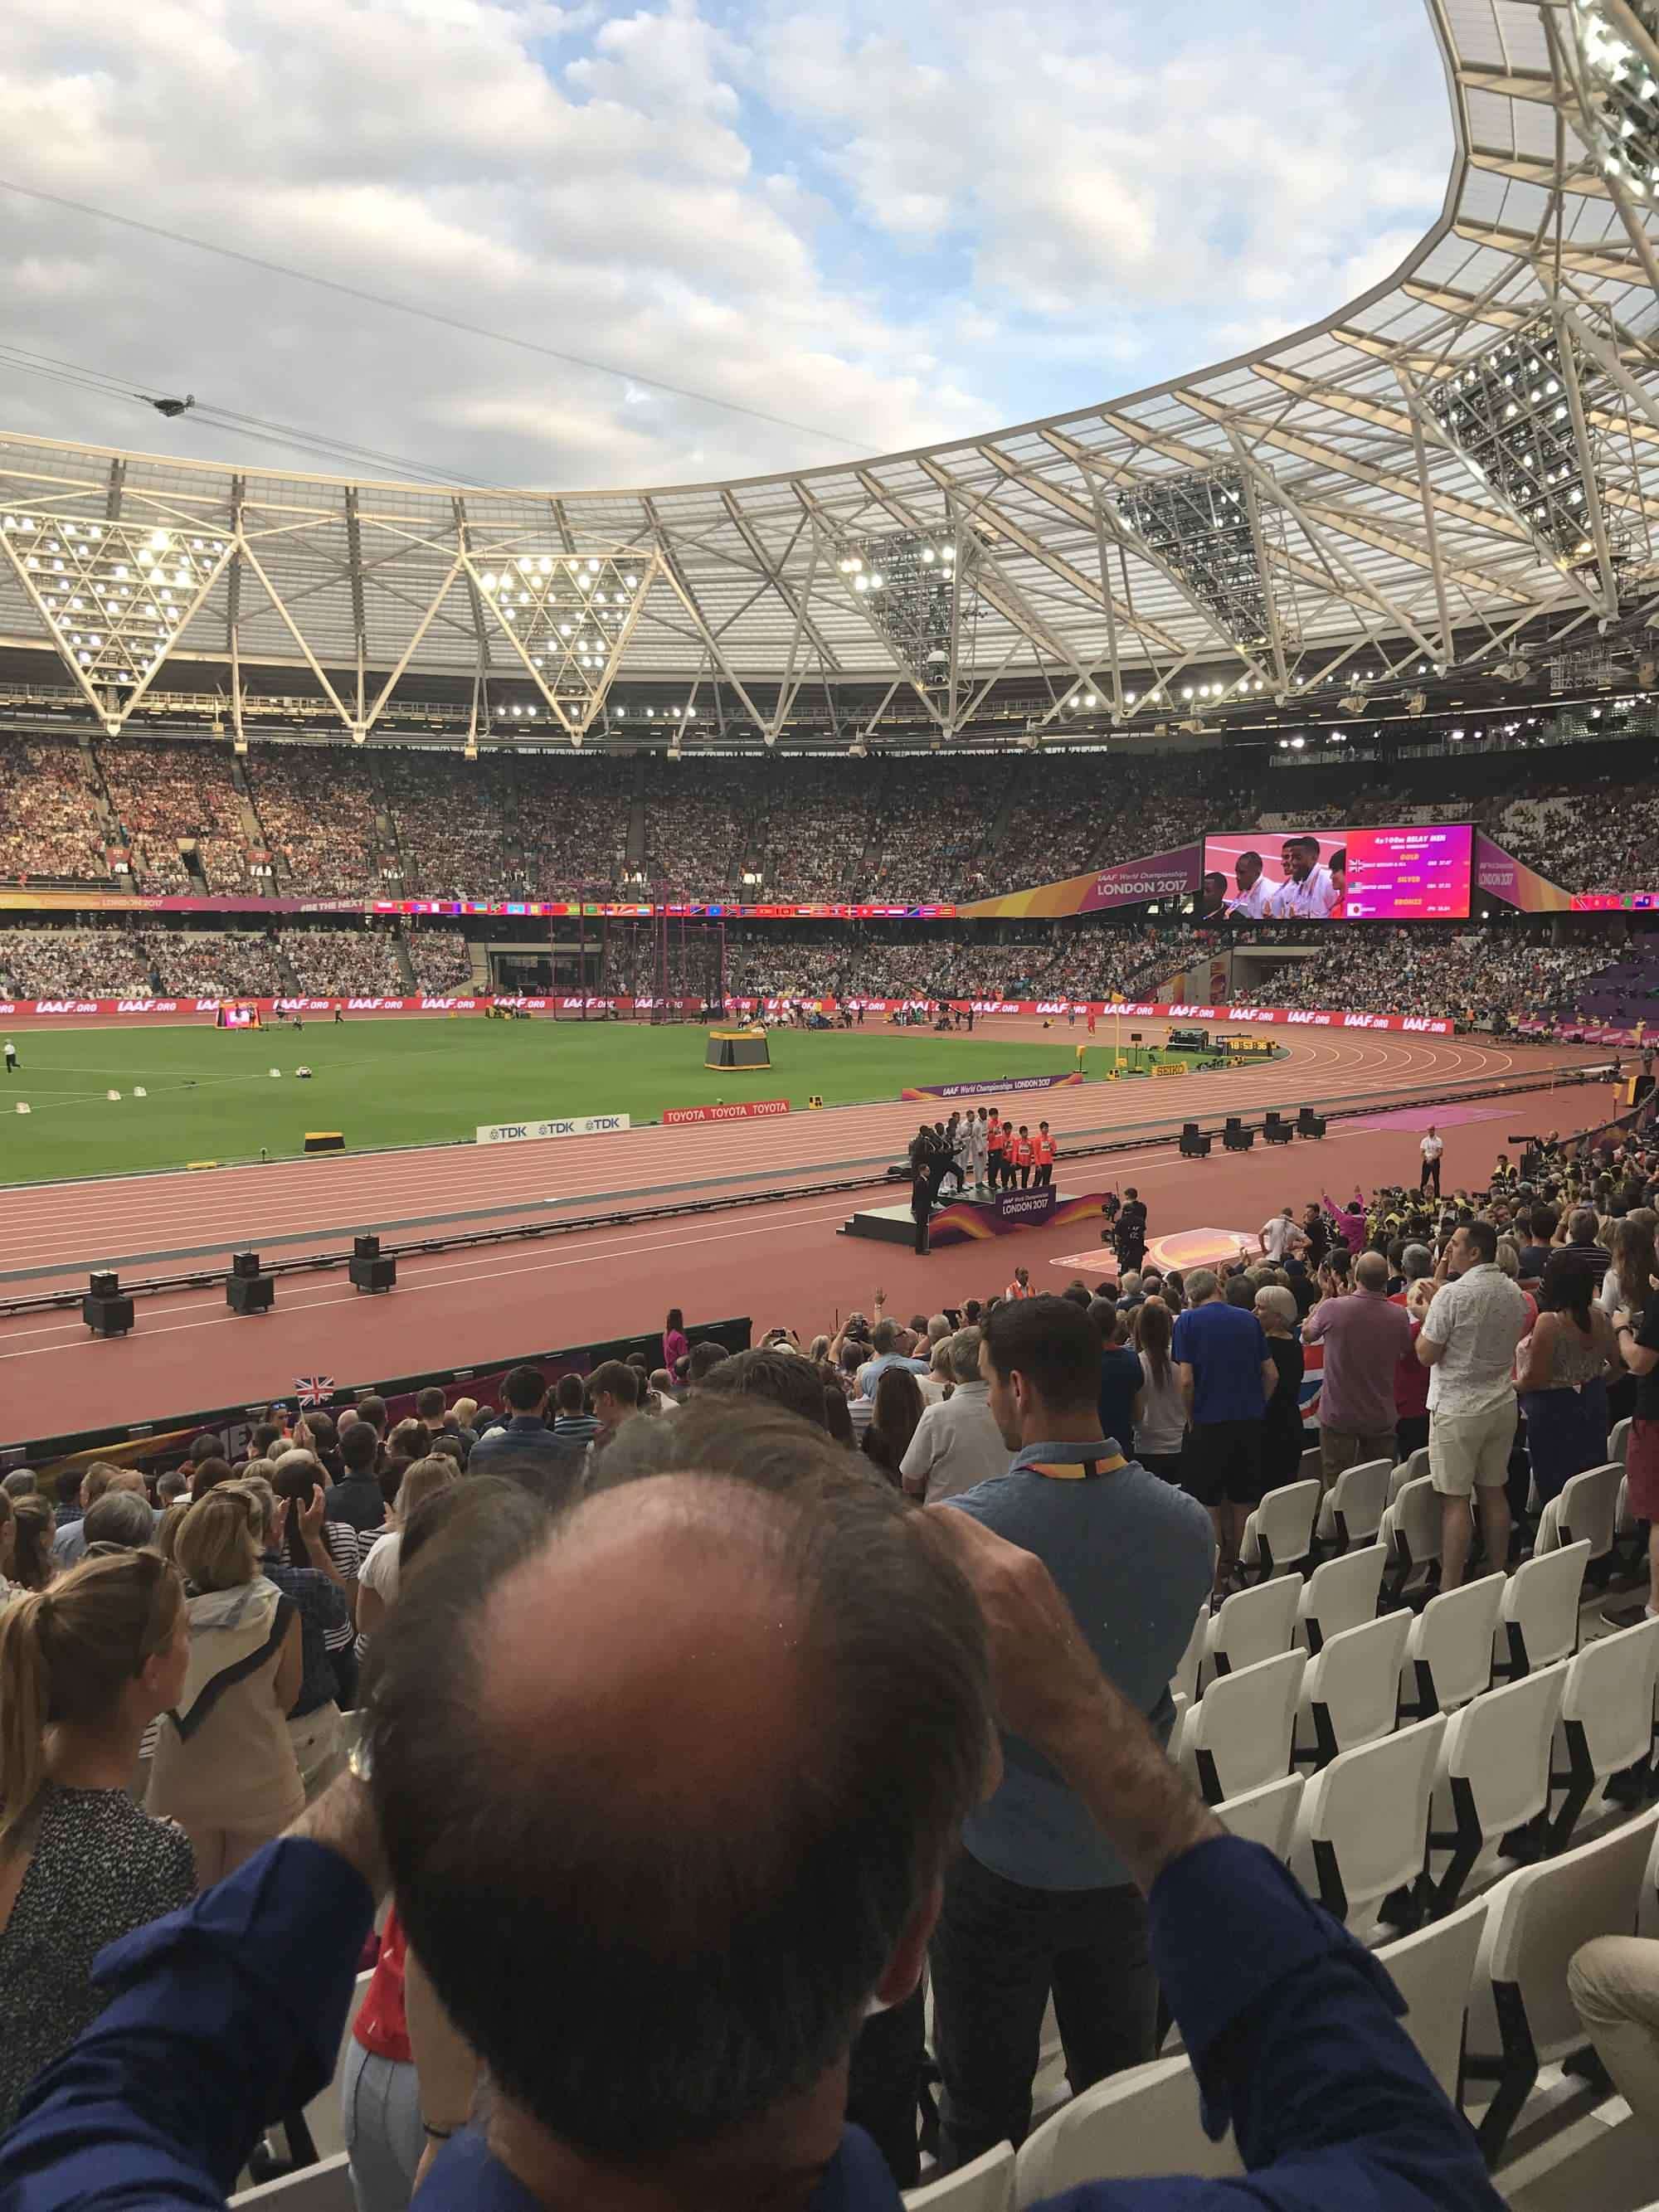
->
xmin=115 ymin=999 xmax=181 ymax=1014
xmin=476 ymin=1113 xmax=632 ymax=1145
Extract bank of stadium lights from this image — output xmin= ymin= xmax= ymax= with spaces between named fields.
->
xmin=838 ymin=532 xmax=975 ymax=695
xmin=1570 ymin=2 xmax=1659 ymax=202
xmin=0 ymin=518 xmax=227 ymax=692
xmin=474 ymin=554 xmax=643 ymax=707
xmin=1428 ymin=318 xmax=1618 ymax=568
xmin=1117 ymin=465 xmax=1276 ymax=648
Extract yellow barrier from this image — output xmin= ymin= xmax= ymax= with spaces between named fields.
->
xmin=1151 ymin=1062 xmax=1190 ymax=1077
xmin=186 ymin=1159 xmax=221 ymax=1170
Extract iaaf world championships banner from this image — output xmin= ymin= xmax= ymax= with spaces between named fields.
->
xmin=0 ymin=994 xmax=1454 ymax=1033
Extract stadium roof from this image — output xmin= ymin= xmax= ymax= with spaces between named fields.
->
xmin=3 ymin=0 xmax=1659 ymax=754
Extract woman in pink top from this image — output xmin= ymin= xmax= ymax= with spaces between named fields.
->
xmin=663 ymin=1307 xmax=690 ymax=1378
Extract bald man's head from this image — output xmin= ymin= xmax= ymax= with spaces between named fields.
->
xmin=365 ymin=1441 xmax=988 ymax=2161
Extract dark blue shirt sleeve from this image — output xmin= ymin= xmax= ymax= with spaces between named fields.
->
xmin=0 ymin=1838 xmax=374 ymax=2212
xmin=1038 ymin=1837 xmax=1500 ymax=2211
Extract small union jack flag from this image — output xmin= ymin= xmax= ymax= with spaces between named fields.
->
xmin=294 ymin=1375 xmax=335 ymax=1407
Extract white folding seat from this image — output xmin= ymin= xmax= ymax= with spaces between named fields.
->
xmin=1533 ymin=1462 xmax=1622 ymax=1565
xmin=1398 ymin=1573 xmax=1501 ymax=1719
xmin=1296 ymin=1544 xmax=1386 ymax=1655
xmin=1611 ymin=1415 xmax=1632 ymax=1469
xmin=1462 ymin=1808 xmax=1659 ymax=2163
xmin=1374 ymin=1894 xmax=1488 ymax=2100
xmin=1493 ymin=1539 xmax=1590 ymax=1679
xmin=1236 ymin=1478 xmax=1320 ymax=1581
xmin=1378 ymin=1475 xmax=1449 ymax=1598
xmin=1170 ymin=1605 xmax=1207 ymax=1711
xmin=906 ymin=2143 xmax=1014 ymax=2212
xmin=1389 ymin=1445 xmax=1432 ymax=1504
xmin=1548 ymin=1616 xmax=1659 ymax=1849
xmin=1012 ymin=2056 xmax=1239 ymax=2204
xmin=1201 ymin=1578 xmax=1297 ymax=1682
xmin=1168 ymin=1690 xmax=1189 ymax=1760
xmin=1179 ymin=1649 xmax=1306 ymax=1806
xmin=1425 ymin=1663 xmax=1569 ymax=1913
xmin=231 ymin=2156 xmax=355 ymax=2212
xmin=1291 ymin=1715 xmax=1444 ymax=1939
xmin=1215 ymin=1772 xmax=1302 ymax=1861
xmin=1294 ymin=1611 xmax=1410 ymax=1766
xmin=1314 ymin=1457 xmax=1391 ymax=1553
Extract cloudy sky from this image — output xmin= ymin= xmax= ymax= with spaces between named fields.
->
xmin=0 ymin=0 xmax=1452 ymax=493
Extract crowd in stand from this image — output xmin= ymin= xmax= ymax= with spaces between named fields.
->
xmin=642 ymin=765 xmax=751 ymax=900
xmin=1495 ymin=788 xmax=1659 ymax=893
xmin=281 ymin=930 xmax=406 ymax=997
xmin=403 ymin=926 xmax=475 ymax=993
xmin=134 ymin=931 xmax=284 ymax=998
xmin=94 ymin=738 xmax=252 ymax=893
xmin=992 ymin=756 xmax=1256 ymax=892
xmin=7 ymin=730 xmax=1659 ymax=911
xmin=3 ymin=1097 xmax=1659 ymax=2206
xmin=0 ymin=911 xmax=1637 ymax=1024
xmin=0 ymin=926 xmax=157 ymax=997
xmin=0 ymin=737 xmax=109 ymax=884
xmin=243 ymin=751 xmax=388 ymax=897
xmin=1253 ymin=928 xmax=1613 ymax=1023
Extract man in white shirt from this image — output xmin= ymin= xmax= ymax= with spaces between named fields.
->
xmin=1267 ymin=837 xmax=1340 ymax=921
xmin=1224 ymin=851 xmax=1273 ymax=921
xmin=1417 ymin=1219 xmax=1529 ymax=1587
xmin=1258 ymin=1207 xmax=1306 ymax=1264
xmin=1419 ymin=1125 xmax=1444 ymax=1198
xmin=901 ymin=1328 xmax=1009 ymax=1503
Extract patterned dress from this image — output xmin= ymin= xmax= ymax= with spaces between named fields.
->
xmin=0 ymin=1783 xmax=196 ymax=2129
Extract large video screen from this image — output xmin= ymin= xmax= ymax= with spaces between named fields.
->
xmin=1199 ymin=824 xmax=1473 ymax=922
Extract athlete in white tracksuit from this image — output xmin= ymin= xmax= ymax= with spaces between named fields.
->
xmin=966 ymin=1108 xmax=989 ymax=1192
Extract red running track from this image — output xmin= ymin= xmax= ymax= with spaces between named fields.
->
xmin=0 ymin=1024 xmax=1609 ymax=1447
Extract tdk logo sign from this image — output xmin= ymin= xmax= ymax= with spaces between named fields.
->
xmin=476 ymin=1113 xmax=632 ymax=1146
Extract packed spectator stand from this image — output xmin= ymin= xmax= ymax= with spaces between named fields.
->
xmin=0 ymin=728 xmax=1651 ymax=907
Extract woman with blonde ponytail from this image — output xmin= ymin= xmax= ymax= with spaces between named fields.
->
xmin=145 ymin=1485 xmax=304 ymax=1884
xmin=0 ymin=1548 xmax=195 ymax=2129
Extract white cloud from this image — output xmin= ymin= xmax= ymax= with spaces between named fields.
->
xmin=0 ymin=0 xmax=1452 ymax=489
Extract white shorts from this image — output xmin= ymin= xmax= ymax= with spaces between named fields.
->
xmin=1429 ymin=1400 xmax=1516 ymax=1496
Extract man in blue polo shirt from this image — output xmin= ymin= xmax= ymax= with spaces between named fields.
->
xmin=935 ymin=1295 xmax=1214 ymax=2169
xmin=1172 ymin=1266 xmax=1277 ymax=1585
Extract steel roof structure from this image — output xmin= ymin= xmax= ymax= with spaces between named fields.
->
xmin=3 ymin=0 xmax=1659 ymax=756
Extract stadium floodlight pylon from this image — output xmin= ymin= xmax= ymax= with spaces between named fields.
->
xmin=0 ymin=517 xmax=234 ymax=734
xmin=465 ymin=547 xmax=662 ymax=741
xmin=1419 ymin=316 xmax=1626 ymax=594
xmin=833 ymin=527 xmax=981 ymax=706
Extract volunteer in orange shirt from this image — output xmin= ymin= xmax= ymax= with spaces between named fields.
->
xmin=986 ymin=1111 xmax=1009 ymax=1189
xmin=1011 ymin=1125 xmax=1035 ymax=1188
xmin=1005 ymin=1266 xmax=1037 ymax=1299
xmin=1033 ymin=1121 xmax=1057 ymax=1189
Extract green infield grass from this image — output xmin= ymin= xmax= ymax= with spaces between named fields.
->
xmin=0 ymin=1018 xmax=1177 ymax=1184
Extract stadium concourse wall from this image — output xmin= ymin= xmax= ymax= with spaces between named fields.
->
xmin=0 ymin=992 xmax=1456 ymax=1034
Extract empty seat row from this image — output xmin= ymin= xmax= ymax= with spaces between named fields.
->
xmin=1176 ymin=1618 xmax=1659 ymax=1931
